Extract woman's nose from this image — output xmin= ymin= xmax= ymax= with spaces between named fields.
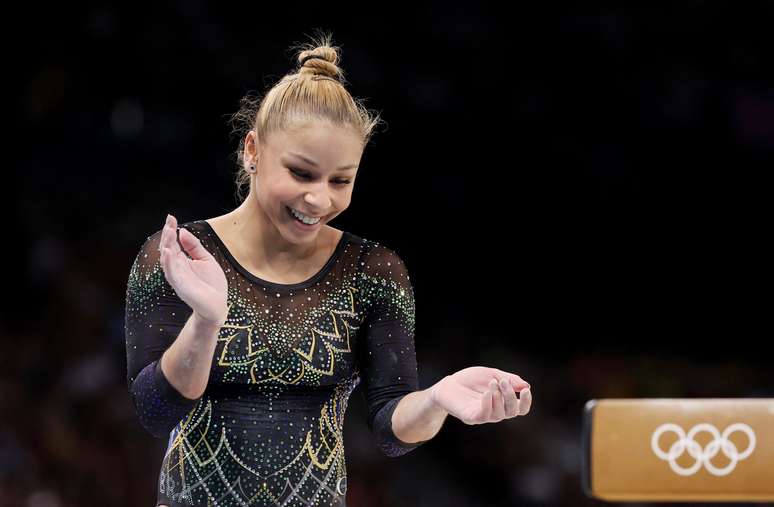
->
xmin=304 ymin=187 xmax=331 ymax=211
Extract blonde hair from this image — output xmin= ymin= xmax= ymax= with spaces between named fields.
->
xmin=228 ymin=30 xmax=383 ymax=203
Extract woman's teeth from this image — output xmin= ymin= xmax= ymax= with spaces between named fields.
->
xmin=289 ymin=207 xmax=320 ymax=225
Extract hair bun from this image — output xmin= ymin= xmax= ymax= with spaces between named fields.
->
xmin=297 ymin=47 xmax=343 ymax=82
xmin=300 ymin=54 xmax=331 ymax=66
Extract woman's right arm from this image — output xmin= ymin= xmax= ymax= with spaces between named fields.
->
xmin=125 ymin=214 xmax=228 ymax=438
xmin=159 ymin=311 xmax=221 ymax=400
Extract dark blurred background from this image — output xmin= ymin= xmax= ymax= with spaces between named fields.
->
xmin=5 ymin=1 xmax=773 ymax=506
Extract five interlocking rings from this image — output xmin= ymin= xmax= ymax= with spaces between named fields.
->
xmin=651 ymin=423 xmax=756 ymax=476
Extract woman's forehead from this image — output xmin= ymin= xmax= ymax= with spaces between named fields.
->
xmin=270 ymin=123 xmax=362 ymax=157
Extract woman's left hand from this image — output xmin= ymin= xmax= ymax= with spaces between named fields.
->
xmin=429 ymin=366 xmax=532 ymax=425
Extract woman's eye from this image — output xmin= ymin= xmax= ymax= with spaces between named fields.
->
xmin=290 ymin=168 xmax=351 ymax=185
xmin=290 ymin=168 xmax=311 ymax=179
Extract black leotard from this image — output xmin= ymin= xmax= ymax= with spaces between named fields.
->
xmin=125 ymin=220 xmax=426 ymax=506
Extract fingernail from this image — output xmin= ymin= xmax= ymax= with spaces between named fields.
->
xmin=166 ymin=214 xmax=172 ymax=224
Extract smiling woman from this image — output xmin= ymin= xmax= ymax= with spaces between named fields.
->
xmin=125 ymin=30 xmax=425 ymax=507
xmin=124 ymin=29 xmax=532 ymax=507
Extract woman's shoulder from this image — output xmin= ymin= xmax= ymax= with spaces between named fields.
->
xmin=179 ymin=219 xmax=210 ymax=234
xmin=348 ymin=232 xmax=410 ymax=279
xmin=351 ymin=232 xmax=403 ymax=258
xmin=132 ymin=219 xmax=215 ymax=265
xmin=177 ymin=219 xmax=223 ymax=256
xmin=138 ymin=218 xmax=207 ymax=241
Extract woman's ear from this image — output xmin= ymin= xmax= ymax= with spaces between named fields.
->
xmin=244 ymin=130 xmax=260 ymax=166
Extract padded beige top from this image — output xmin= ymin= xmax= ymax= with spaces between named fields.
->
xmin=583 ymin=398 xmax=774 ymax=502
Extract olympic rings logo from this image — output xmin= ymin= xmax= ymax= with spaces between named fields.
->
xmin=651 ymin=423 xmax=756 ymax=476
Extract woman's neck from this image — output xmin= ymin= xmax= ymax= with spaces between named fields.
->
xmin=217 ymin=196 xmax=329 ymax=275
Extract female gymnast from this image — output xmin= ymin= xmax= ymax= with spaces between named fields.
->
xmin=124 ymin=32 xmax=532 ymax=507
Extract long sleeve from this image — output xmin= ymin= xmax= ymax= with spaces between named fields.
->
xmin=356 ymin=241 xmax=428 ymax=457
xmin=124 ymin=228 xmax=198 ymax=438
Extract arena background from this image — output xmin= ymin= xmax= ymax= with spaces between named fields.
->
xmin=6 ymin=2 xmax=772 ymax=506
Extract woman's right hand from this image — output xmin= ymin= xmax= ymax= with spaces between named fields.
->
xmin=159 ymin=214 xmax=229 ymax=327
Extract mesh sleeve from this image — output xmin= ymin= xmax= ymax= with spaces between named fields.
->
xmin=356 ymin=241 xmax=428 ymax=457
xmin=124 ymin=227 xmax=198 ymax=438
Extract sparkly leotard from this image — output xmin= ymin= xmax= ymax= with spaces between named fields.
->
xmin=125 ymin=220 xmax=425 ymax=507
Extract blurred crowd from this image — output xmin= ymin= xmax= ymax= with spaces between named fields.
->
xmin=1 ymin=245 xmax=770 ymax=506
xmin=7 ymin=2 xmax=773 ymax=506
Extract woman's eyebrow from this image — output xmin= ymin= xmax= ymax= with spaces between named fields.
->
xmin=287 ymin=152 xmax=357 ymax=171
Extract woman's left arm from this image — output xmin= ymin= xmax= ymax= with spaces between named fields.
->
xmin=393 ymin=366 xmax=533 ymax=442
xmin=391 ymin=387 xmax=449 ymax=443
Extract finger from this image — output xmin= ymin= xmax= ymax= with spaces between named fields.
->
xmin=161 ymin=224 xmax=181 ymax=257
xmin=499 ymin=378 xmax=519 ymax=417
xmin=517 ymin=387 xmax=532 ymax=416
xmin=179 ymin=227 xmax=211 ymax=261
xmin=159 ymin=222 xmax=179 ymax=282
xmin=169 ymin=223 xmax=183 ymax=254
xmin=170 ymin=238 xmax=195 ymax=281
xmin=160 ymin=246 xmax=177 ymax=286
xmin=490 ymin=379 xmax=505 ymax=422
xmin=506 ymin=373 xmax=531 ymax=391
xmin=160 ymin=225 xmax=169 ymax=256
xmin=479 ymin=383 xmax=494 ymax=424
xmin=160 ymin=219 xmax=172 ymax=252
xmin=158 ymin=218 xmax=170 ymax=254
xmin=160 ymin=214 xmax=177 ymax=251
xmin=162 ymin=214 xmax=173 ymax=245
xmin=490 ymin=369 xmax=530 ymax=391
xmin=163 ymin=244 xmax=194 ymax=292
